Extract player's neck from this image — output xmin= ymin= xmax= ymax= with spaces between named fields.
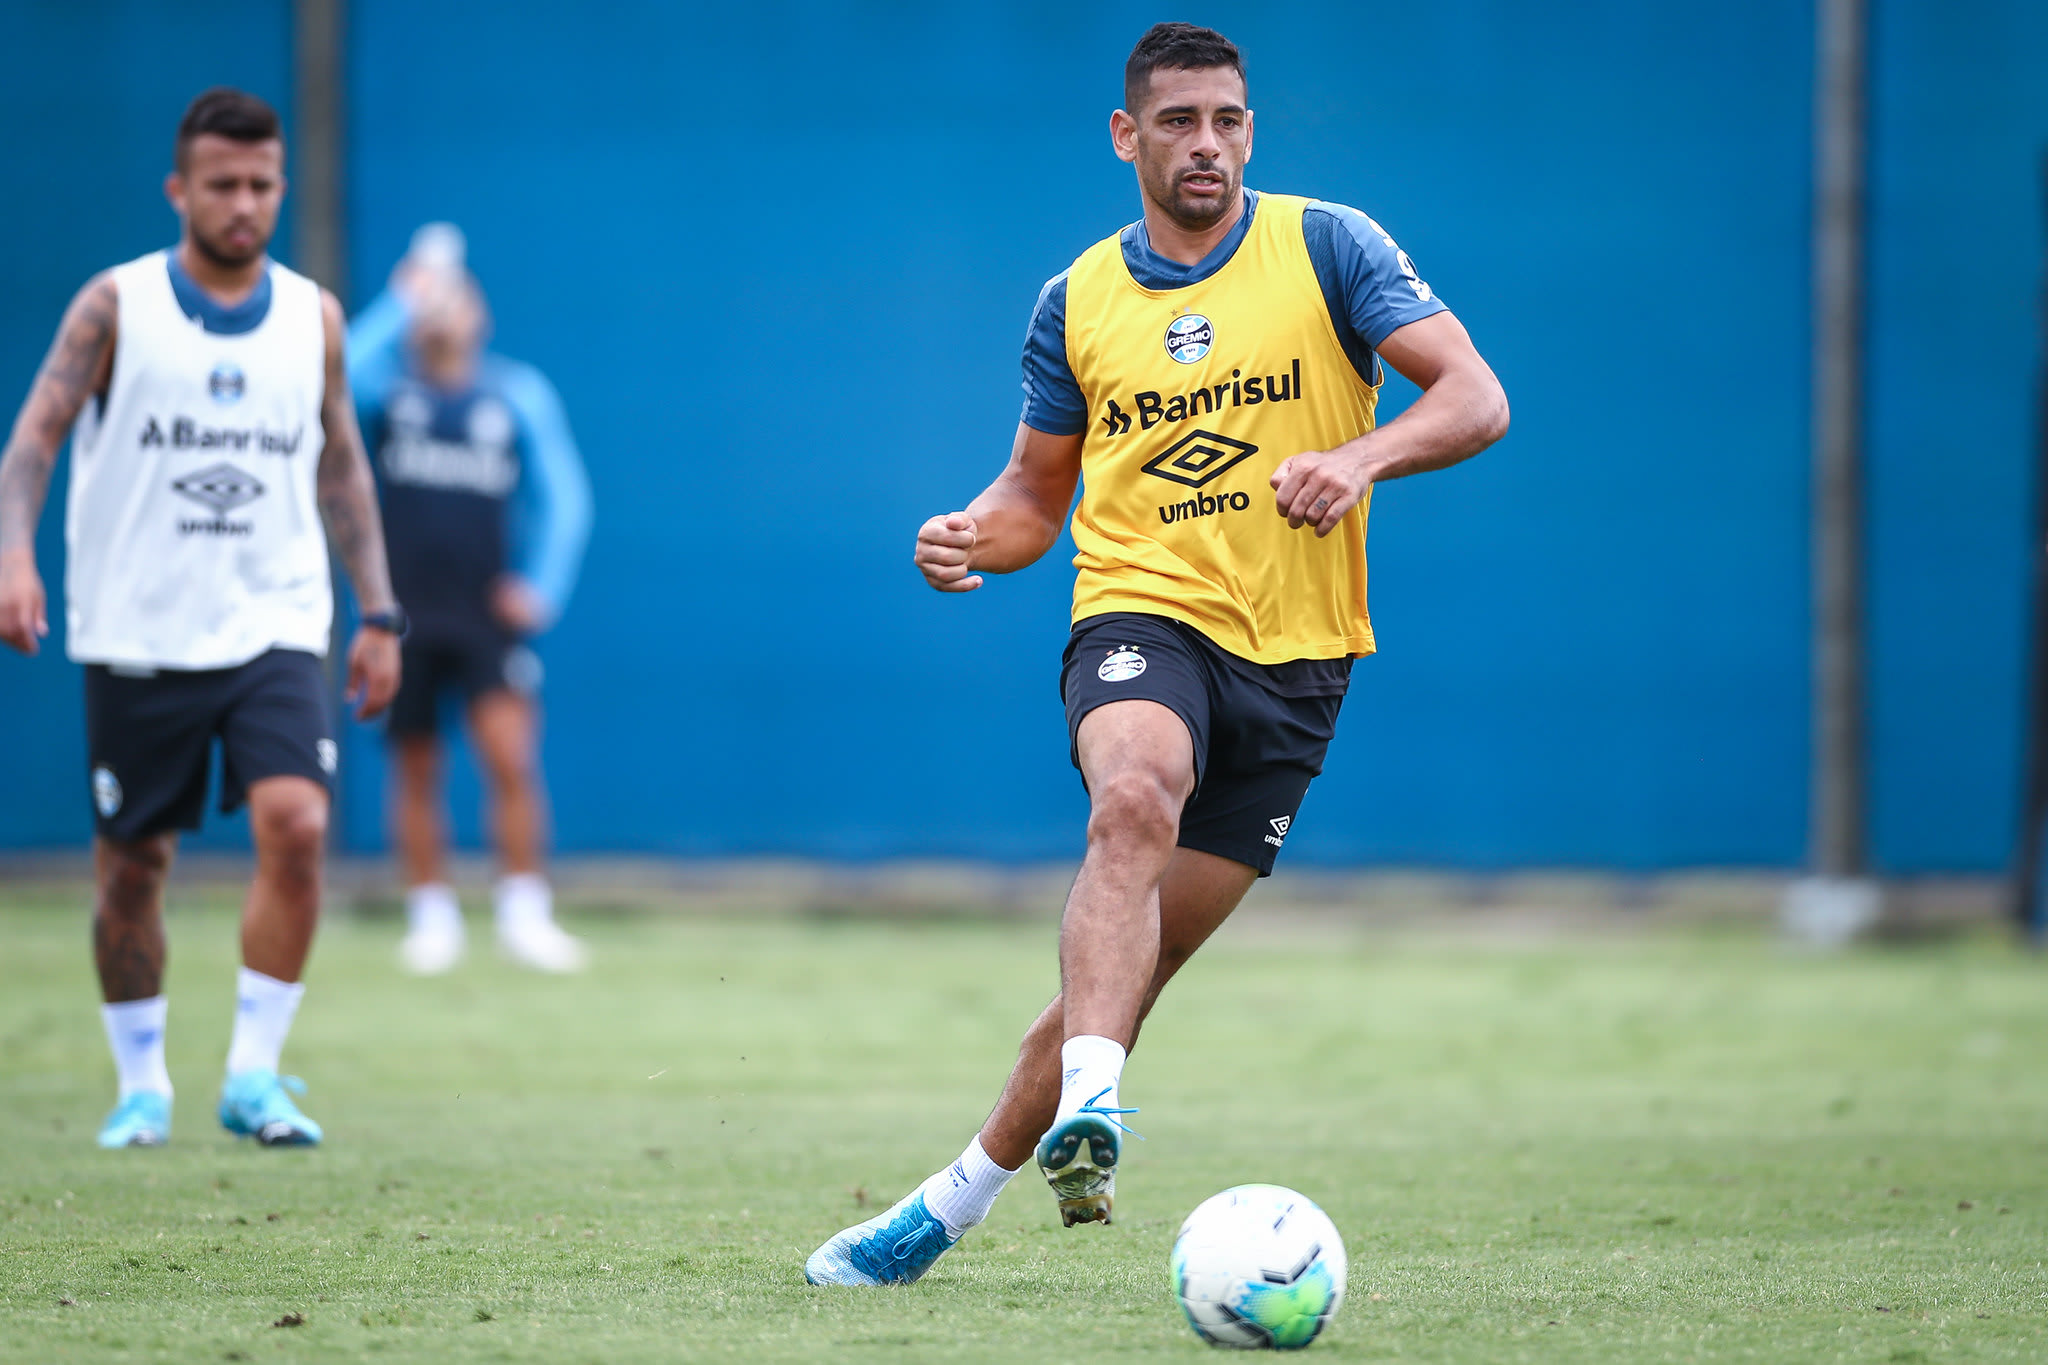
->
xmin=418 ymin=350 xmax=477 ymax=391
xmin=1140 ymin=190 xmax=1247 ymax=267
xmin=174 ymin=239 xmax=266 ymax=307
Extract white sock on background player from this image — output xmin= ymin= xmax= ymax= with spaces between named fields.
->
xmin=406 ymin=882 xmax=463 ymax=938
xmin=493 ymin=872 xmax=554 ymax=932
xmin=495 ymin=873 xmax=586 ymax=972
xmin=918 ymin=1135 xmax=1021 ymax=1237
xmin=101 ymin=996 xmax=172 ymax=1098
xmin=225 ymin=968 xmax=304 ymax=1077
xmin=1054 ymin=1033 xmax=1127 ymax=1124
xmin=400 ymin=883 xmax=465 ymax=975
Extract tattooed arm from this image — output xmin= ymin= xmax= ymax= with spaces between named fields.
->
xmin=0 ymin=274 xmax=118 ymax=654
xmin=318 ymin=289 xmax=402 ymax=718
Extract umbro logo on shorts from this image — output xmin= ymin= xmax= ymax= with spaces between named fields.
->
xmin=1264 ymin=815 xmax=1292 ymax=849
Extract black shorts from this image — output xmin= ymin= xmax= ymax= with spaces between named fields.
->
xmin=83 ymin=648 xmax=336 ymax=843
xmin=386 ymin=628 xmax=541 ymax=738
xmin=1061 ymin=613 xmax=1351 ymax=876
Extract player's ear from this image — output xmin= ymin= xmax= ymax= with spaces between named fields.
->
xmin=1110 ymin=108 xmax=1139 ymax=165
xmin=1243 ymin=109 xmax=1253 ymax=164
xmin=164 ymin=171 xmax=185 ymax=216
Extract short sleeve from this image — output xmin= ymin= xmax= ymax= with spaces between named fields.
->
xmin=1302 ymin=202 xmax=1449 ymax=350
xmin=1019 ymin=271 xmax=1086 ymax=435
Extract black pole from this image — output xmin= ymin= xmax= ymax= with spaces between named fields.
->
xmin=2011 ymin=149 xmax=2048 ymax=940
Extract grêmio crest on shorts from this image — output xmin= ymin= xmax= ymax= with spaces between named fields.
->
xmin=1062 ymin=194 xmax=1379 ymax=666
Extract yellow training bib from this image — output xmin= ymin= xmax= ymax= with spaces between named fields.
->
xmin=1063 ymin=193 xmax=1379 ymax=663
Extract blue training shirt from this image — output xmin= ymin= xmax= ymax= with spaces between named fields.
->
xmin=1020 ymin=190 xmax=1449 ymax=435
xmin=347 ymin=290 xmax=592 ymax=638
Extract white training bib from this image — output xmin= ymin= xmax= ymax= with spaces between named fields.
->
xmin=66 ymin=251 xmax=331 ymax=669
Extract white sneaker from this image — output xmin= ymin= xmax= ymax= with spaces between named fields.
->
xmin=399 ymin=921 xmax=465 ymax=975
xmin=497 ymin=917 xmax=587 ymax=973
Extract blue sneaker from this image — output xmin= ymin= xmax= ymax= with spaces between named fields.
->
xmin=218 ymin=1070 xmax=323 ymax=1147
xmin=97 ymin=1092 xmax=171 ymax=1149
xmin=1035 ymin=1087 xmax=1140 ymax=1226
xmin=804 ymin=1191 xmax=958 ymax=1286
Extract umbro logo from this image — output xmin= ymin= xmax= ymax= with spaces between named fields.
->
xmin=1269 ymin=816 xmax=1292 ymax=837
xmin=1142 ymin=430 xmax=1259 ymax=489
xmin=171 ymin=462 xmax=266 ymax=515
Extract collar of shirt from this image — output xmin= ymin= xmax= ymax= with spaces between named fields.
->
xmin=1120 ymin=188 xmax=1260 ymax=290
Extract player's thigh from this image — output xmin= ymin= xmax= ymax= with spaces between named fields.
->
xmin=1062 ymin=614 xmax=1212 ymax=807
xmin=217 ymin=650 xmax=337 ymax=815
xmin=82 ymin=664 xmax=216 ymax=842
xmin=392 ymin=731 xmax=444 ymax=791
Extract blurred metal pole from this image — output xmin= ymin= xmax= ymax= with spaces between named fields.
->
xmin=1786 ymin=0 xmax=1877 ymax=941
xmin=294 ymin=0 xmax=348 ymax=303
xmin=2010 ymin=151 xmax=2048 ymax=939
xmin=1812 ymin=0 xmax=1867 ymax=875
xmin=295 ymin=0 xmax=354 ymax=849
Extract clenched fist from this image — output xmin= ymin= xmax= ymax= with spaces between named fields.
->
xmin=914 ymin=513 xmax=984 ymax=593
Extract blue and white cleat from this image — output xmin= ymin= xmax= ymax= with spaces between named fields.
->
xmin=804 ymin=1191 xmax=958 ymax=1286
xmin=1036 ymin=1087 xmax=1140 ymax=1226
xmin=97 ymin=1092 xmax=171 ymax=1148
xmin=218 ymin=1070 xmax=323 ymax=1147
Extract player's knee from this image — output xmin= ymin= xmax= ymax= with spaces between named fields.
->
xmin=99 ymin=838 xmax=172 ymax=913
xmin=255 ymin=792 xmax=328 ymax=870
xmin=1086 ymin=769 xmax=1183 ymax=850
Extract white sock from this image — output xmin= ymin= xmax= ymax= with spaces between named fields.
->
xmin=918 ymin=1136 xmax=1021 ymax=1238
xmin=494 ymin=872 xmax=553 ymax=932
xmin=1056 ymin=1034 xmax=1127 ymax=1120
xmin=405 ymin=882 xmax=463 ymax=937
xmin=225 ymin=968 xmax=305 ymax=1078
xmin=101 ymin=997 xmax=172 ymax=1099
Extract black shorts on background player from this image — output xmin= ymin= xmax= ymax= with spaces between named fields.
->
xmin=83 ymin=648 xmax=336 ymax=843
xmin=1061 ymin=612 xmax=1350 ymax=876
xmin=385 ymin=628 xmax=538 ymax=738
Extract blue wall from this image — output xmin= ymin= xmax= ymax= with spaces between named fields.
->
xmin=0 ymin=2 xmax=2041 ymax=872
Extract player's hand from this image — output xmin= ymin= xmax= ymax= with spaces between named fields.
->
xmin=914 ymin=512 xmax=983 ymax=592
xmin=0 ymin=551 xmax=49 ymax=656
xmin=490 ymin=575 xmax=549 ymax=636
xmin=1270 ymin=447 xmax=1374 ymax=537
xmin=344 ymin=625 xmax=402 ymax=721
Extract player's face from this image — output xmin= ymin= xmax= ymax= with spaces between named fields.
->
xmin=166 ymin=135 xmax=285 ymax=269
xmin=1115 ymin=66 xmax=1253 ymax=232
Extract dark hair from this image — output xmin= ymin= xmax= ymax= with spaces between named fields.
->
xmin=1123 ymin=22 xmax=1245 ymax=113
xmin=174 ymin=87 xmax=282 ymax=170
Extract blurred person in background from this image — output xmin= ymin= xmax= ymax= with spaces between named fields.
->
xmin=0 ymin=88 xmax=402 ymax=1149
xmin=347 ymin=226 xmax=592 ymax=975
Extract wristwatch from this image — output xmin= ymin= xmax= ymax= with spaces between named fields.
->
xmin=361 ymin=606 xmax=409 ymax=637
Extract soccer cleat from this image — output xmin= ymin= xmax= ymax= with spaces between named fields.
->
xmin=97 ymin=1092 xmax=171 ymax=1148
xmin=1036 ymin=1087 xmax=1140 ymax=1226
xmin=398 ymin=921 xmax=465 ymax=976
xmin=804 ymin=1191 xmax=958 ymax=1286
xmin=218 ymin=1070 xmax=323 ymax=1147
xmin=497 ymin=918 xmax=587 ymax=974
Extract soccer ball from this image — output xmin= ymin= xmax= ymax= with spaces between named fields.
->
xmin=1171 ymin=1184 xmax=1347 ymax=1349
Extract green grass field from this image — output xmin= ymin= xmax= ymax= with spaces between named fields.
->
xmin=3 ymin=891 xmax=2045 ymax=1363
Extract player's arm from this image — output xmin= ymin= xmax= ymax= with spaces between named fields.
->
xmin=913 ymin=422 xmax=1082 ymax=593
xmin=316 ymin=289 xmax=402 ymax=717
xmin=0 ymin=273 xmax=118 ymax=655
xmin=1271 ymin=311 xmax=1508 ymax=536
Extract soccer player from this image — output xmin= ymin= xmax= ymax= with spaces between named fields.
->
xmin=806 ymin=24 xmax=1509 ymax=1284
xmin=346 ymin=230 xmax=593 ymax=975
xmin=0 ymin=89 xmax=404 ymax=1148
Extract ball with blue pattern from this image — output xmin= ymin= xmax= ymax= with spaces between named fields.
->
xmin=1171 ymin=1184 xmax=1347 ymax=1349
